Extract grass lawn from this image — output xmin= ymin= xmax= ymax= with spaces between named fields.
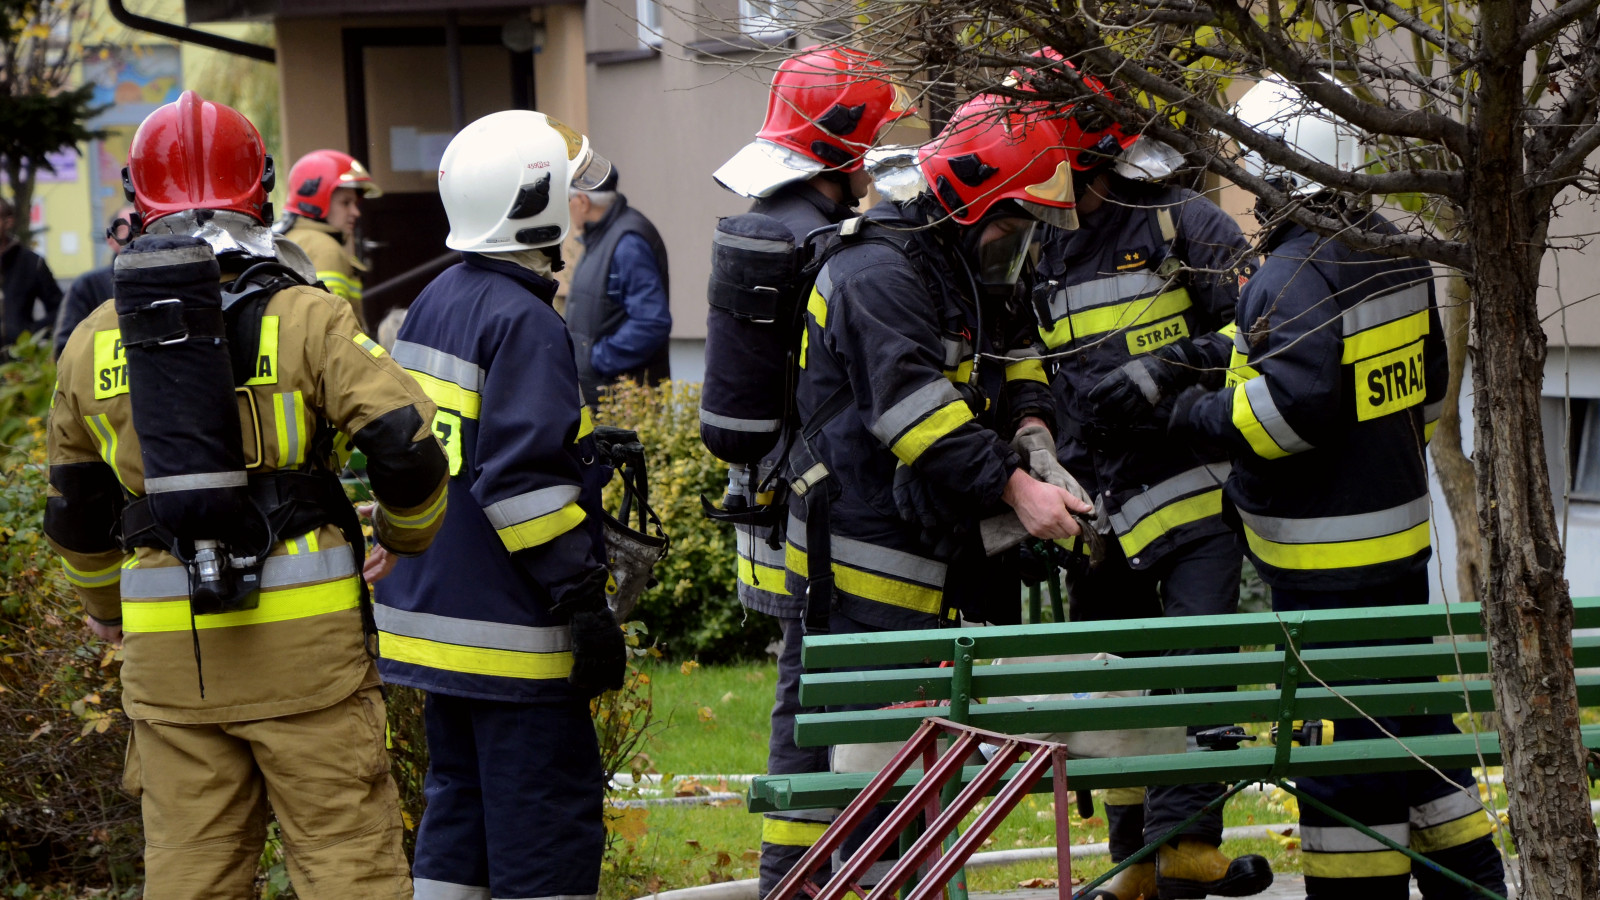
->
xmin=603 ymin=661 xmax=1560 ymax=898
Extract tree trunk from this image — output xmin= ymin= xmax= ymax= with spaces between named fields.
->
xmin=1469 ymin=5 xmax=1599 ymax=895
xmin=4 ymin=157 xmax=35 ymax=246
xmin=1431 ymin=270 xmax=1482 ymax=608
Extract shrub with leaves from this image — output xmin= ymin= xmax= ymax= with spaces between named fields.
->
xmin=0 ymin=341 xmax=142 ymax=889
xmin=595 ymin=379 xmax=780 ymax=662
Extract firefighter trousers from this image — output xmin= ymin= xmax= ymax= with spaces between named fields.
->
xmin=411 ymin=692 xmax=605 ymax=900
xmin=126 ymin=686 xmax=410 ymax=900
xmin=760 ymin=615 xmax=837 ymax=898
xmin=1065 ymin=530 xmax=1245 ymax=859
xmin=1273 ymin=571 xmax=1506 ymax=899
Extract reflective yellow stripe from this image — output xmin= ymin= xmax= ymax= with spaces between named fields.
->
xmin=319 ymin=272 xmax=362 ymax=301
xmin=889 ymin=401 xmax=974 ymax=465
xmin=1042 ymin=288 xmax=1192 ymax=347
xmin=1342 ymin=310 xmax=1428 ymax=364
xmin=496 ymin=502 xmax=586 ymax=551
xmin=1301 ymin=849 xmax=1412 ymax=879
xmin=409 ymin=369 xmax=482 ymax=419
xmin=1117 ymin=489 xmax=1222 ymax=557
xmin=737 ymin=557 xmax=792 ymax=596
xmin=387 ymin=488 xmax=447 ymax=532
xmin=763 ymin=817 xmax=829 ymax=847
xmin=242 ymin=317 xmax=280 ymax=386
xmin=1104 ymin=787 xmax=1146 ymax=806
xmin=577 ymin=406 xmax=594 ymax=441
xmin=944 ymin=359 xmax=974 ymax=384
xmin=83 ymin=414 xmax=129 ymax=488
xmin=1410 ymin=811 xmax=1494 ymax=854
xmin=807 ymin=286 xmax=828 ymax=328
xmin=1004 ymin=358 xmax=1047 ymax=384
xmin=1230 ymin=383 xmax=1292 ymax=460
xmin=353 ymin=332 xmax=386 ymax=358
xmin=1226 ymin=346 xmax=1260 ymax=387
xmin=273 ymin=390 xmax=307 ymax=468
xmin=122 ymin=576 xmax=361 ymax=633
xmin=379 ymin=631 xmax=574 ymax=679
xmin=62 ymin=558 xmax=121 ymax=588
xmin=785 ymin=543 xmax=941 ymax=615
xmin=1424 ymin=420 xmax=1437 ymax=443
xmin=1244 ymin=520 xmax=1431 ymax=571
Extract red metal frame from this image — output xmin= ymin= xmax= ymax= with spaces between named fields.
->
xmin=766 ymin=717 xmax=1073 ymax=900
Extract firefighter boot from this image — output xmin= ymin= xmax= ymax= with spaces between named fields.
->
xmin=1154 ymin=839 xmax=1272 ymax=898
xmin=1082 ymin=861 xmax=1157 ymax=899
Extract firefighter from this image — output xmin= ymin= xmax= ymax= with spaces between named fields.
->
xmin=1033 ymin=80 xmax=1270 ymax=900
xmin=372 ymin=109 xmax=628 ymax=900
xmin=1159 ymin=76 xmax=1506 ymax=899
xmin=709 ymin=46 xmax=914 ymax=895
xmin=279 ymin=149 xmax=381 ymax=327
xmin=44 ymin=91 xmax=448 ymax=900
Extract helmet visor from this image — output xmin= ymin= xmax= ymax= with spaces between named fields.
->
xmin=1020 ymin=199 xmax=1078 ymax=231
xmin=572 ymin=149 xmax=614 ymax=192
xmin=976 ymin=218 xmax=1038 ymax=286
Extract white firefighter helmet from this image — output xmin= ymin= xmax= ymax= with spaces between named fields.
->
xmin=438 ymin=110 xmax=612 ymax=252
xmin=1230 ymin=75 xmax=1366 ymax=197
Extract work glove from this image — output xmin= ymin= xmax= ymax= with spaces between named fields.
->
xmin=891 ymin=462 xmax=967 ymax=557
xmin=981 ymin=425 xmax=1104 ymax=561
xmin=561 ymin=569 xmax=628 ymax=698
xmin=1166 ymin=385 xmax=1208 ymax=440
xmin=1086 ymin=338 xmax=1208 ymax=428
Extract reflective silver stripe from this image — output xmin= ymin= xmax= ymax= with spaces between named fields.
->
xmin=870 ymin=379 xmax=963 ymax=445
xmin=121 ymin=548 xmax=356 ymax=599
xmin=1412 ymin=790 xmax=1482 ymax=828
xmin=1242 ymin=378 xmax=1313 ymax=454
xmin=790 ymin=462 xmax=828 ymax=495
xmin=1062 ymin=271 xmax=1169 ymax=313
xmin=1237 ymin=495 xmax=1430 ymax=544
xmin=413 ymin=879 xmax=490 ymax=900
xmin=828 ymin=855 xmax=895 ymax=888
xmin=787 ymin=512 xmax=946 ymax=587
xmin=767 ymin=807 xmax=837 ymax=823
xmin=1234 ymin=329 xmax=1250 ymax=354
xmin=144 ymin=471 xmax=248 ymax=494
xmin=814 ymin=264 xmax=834 ymax=300
xmin=1423 ymin=399 xmax=1444 ymax=422
xmin=277 ymin=391 xmax=303 ymax=467
xmin=483 ymin=485 xmax=582 ymax=530
xmin=1109 ymin=462 xmax=1232 ymax=534
xmin=374 ymin=605 xmax=571 ymax=653
xmin=712 ymin=230 xmax=791 ymax=253
xmin=495 ymin=895 xmax=595 ymax=900
xmin=1300 ymin=822 xmax=1410 ymax=853
xmin=699 ymin=407 xmax=781 ymax=433
xmin=942 ymin=337 xmax=966 ymax=368
xmin=1341 ymin=284 xmax=1429 ymax=336
xmin=392 ymin=341 xmax=485 ymax=391
xmin=1005 ymin=346 xmax=1045 ymax=361
xmin=1120 ymin=358 xmax=1161 ymax=405
xmin=738 ymin=528 xmax=788 ymax=567
xmin=115 ymin=245 xmax=215 ymax=269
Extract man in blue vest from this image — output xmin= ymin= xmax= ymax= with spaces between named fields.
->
xmin=373 ymin=109 xmax=627 ymax=900
xmin=566 ymin=165 xmax=672 ymax=404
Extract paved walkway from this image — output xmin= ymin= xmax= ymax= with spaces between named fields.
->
xmin=984 ymin=877 xmax=1509 ymax=899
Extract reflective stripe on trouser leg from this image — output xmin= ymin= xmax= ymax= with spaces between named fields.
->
xmin=1142 ymin=533 xmax=1242 ymax=848
xmin=1413 ymin=835 xmax=1507 ymax=899
xmin=1408 ymin=767 xmax=1505 ymax=897
xmin=132 ymin=719 xmax=270 ymax=900
xmin=761 ymin=617 xmax=834 ymax=897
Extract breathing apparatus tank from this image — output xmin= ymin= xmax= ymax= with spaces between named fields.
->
xmin=114 ymin=234 xmax=271 ymax=614
xmin=699 ymin=213 xmax=807 ymax=465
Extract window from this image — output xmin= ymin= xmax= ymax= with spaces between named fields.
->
xmin=1572 ymin=399 xmax=1600 ymax=501
xmin=636 ymin=0 xmax=663 ymax=46
xmin=738 ymin=0 xmax=797 ymax=38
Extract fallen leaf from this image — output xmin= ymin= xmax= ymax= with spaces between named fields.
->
xmin=681 ymin=660 xmax=701 ymax=676
xmin=685 ymin=839 xmax=702 ymax=849
xmin=720 ymin=691 xmax=737 ymax=704
xmin=698 ymin=706 xmax=717 ymax=723
xmin=607 ymin=806 xmax=649 ymax=844
xmin=742 ymin=849 xmax=761 ymax=862
xmin=1018 ymin=878 xmax=1058 ymax=888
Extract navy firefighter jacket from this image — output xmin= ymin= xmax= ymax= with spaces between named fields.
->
xmin=379 ymin=252 xmax=609 ymax=703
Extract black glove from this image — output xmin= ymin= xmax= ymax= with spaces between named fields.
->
xmin=891 ymin=462 xmax=966 ymax=557
xmin=1166 ymin=385 xmax=1208 ymax=439
xmin=560 ymin=570 xmax=627 ymax=698
xmin=1086 ymin=337 xmax=1207 ymax=427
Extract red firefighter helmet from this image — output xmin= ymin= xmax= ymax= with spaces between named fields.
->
xmin=285 ymin=149 xmax=382 ymax=220
xmin=918 ymin=93 xmax=1079 ymax=229
xmin=758 ymin=47 xmax=916 ymax=172
xmin=124 ymin=91 xmax=274 ymax=227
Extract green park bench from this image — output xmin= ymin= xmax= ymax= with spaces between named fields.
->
xmin=748 ymin=595 xmax=1600 ymax=899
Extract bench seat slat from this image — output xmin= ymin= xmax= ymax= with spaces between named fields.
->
xmin=799 ymin=598 xmax=1600 ymax=669
xmin=793 ymin=674 xmax=1600 ymax=747
xmin=747 ymin=725 xmax=1600 ymax=813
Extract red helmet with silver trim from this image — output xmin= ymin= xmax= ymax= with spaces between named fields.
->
xmin=124 ymin=91 xmax=274 ymax=227
xmin=286 ymin=149 xmax=382 ymax=220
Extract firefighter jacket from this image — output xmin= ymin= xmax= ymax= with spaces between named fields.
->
xmin=784 ymin=197 xmax=1052 ymax=631
xmin=731 ymin=182 xmax=857 ymax=618
xmin=45 ymin=281 xmax=447 ymax=725
xmin=1035 ymin=177 xmax=1256 ymax=569
xmin=285 ymin=218 xmax=367 ymax=327
xmin=1177 ymin=215 xmax=1446 ymax=591
xmin=379 ymin=252 xmax=610 ymax=703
